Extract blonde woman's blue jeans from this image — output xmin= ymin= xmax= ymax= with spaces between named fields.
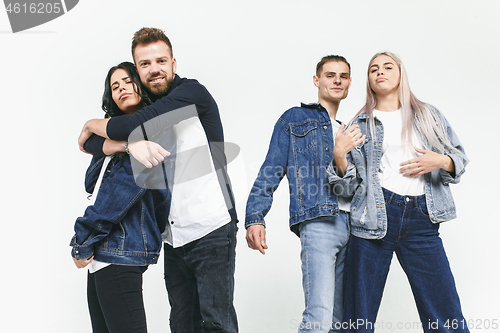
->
xmin=341 ymin=188 xmax=469 ymax=333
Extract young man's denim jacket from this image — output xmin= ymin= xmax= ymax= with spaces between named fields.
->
xmin=327 ymin=107 xmax=468 ymax=239
xmin=245 ymin=103 xmax=341 ymax=236
xmin=70 ymin=155 xmax=170 ymax=265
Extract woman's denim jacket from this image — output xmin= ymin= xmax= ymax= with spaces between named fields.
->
xmin=245 ymin=103 xmax=340 ymax=236
xmin=70 ymin=155 xmax=170 ymax=265
xmin=327 ymin=108 xmax=468 ymax=239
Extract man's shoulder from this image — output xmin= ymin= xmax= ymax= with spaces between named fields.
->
xmin=279 ymin=103 xmax=322 ymax=123
xmin=175 ymin=76 xmax=206 ymax=91
xmin=177 ymin=76 xmax=200 ymax=85
xmin=167 ymin=75 xmax=214 ymax=105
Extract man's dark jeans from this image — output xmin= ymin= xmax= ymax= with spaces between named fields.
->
xmin=164 ymin=220 xmax=238 ymax=333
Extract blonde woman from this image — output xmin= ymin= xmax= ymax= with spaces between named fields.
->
xmin=328 ymin=52 xmax=469 ymax=332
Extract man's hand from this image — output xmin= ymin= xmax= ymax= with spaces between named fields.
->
xmin=400 ymin=147 xmax=454 ymax=177
xmin=78 ymin=118 xmax=110 ymax=153
xmin=128 ymin=140 xmax=170 ymax=168
xmin=73 ymin=256 xmax=93 ymax=269
xmin=333 ymin=123 xmax=366 ymax=176
xmin=246 ymin=224 xmax=268 ymax=255
xmin=78 ymin=126 xmax=93 ymax=154
xmin=334 ymin=123 xmax=365 ymax=156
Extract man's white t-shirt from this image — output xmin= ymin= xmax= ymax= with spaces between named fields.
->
xmin=331 ymin=119 xmax=351 ymax=212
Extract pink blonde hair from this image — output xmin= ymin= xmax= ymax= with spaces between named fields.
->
xmin=355 ymin=52 xmax=459 ymax=153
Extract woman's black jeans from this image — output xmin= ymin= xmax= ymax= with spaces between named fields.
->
xmin=87 ymin=265 xmax=149 ymax=333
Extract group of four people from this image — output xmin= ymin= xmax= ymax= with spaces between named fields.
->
xmin=70 ymin=27 xmax=469 ymax=333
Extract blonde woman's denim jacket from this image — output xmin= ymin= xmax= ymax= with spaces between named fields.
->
xmin=327 ymin=108 xmax=468 ymax=239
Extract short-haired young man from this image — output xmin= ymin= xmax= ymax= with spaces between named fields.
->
xmin=79 ymin=27 xmax=238 ymax=333
xmin=245 ymin=55 xmax=364 ymax=332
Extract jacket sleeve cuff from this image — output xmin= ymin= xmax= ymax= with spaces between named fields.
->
xmin=327 ymin=159 xmax=357 ymax=183
xmin=440 ymin=153 xmax=466 ymax=185
xmin=244 ymin=214 xmax=266 ymax=229
xmin=70 ymin=235 xmax=94 ymax=260
xmin=71 ymin=247 xmax=94 ymax=260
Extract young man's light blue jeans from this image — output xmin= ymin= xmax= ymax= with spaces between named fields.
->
xmin=298 ymin=212 xmax=350 ymax=333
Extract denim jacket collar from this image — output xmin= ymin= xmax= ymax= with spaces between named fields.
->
xmin=300 ymin=102 xmax=323 ymax=110
xmin=301 ymin=102 xmax=342 ymax=124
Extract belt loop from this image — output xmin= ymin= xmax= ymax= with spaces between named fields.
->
xmin=383 ymin=189 xmax=392 ymax=204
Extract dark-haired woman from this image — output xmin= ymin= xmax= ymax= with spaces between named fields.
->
xmin=70 ymin=62 xmax=169 ymax=333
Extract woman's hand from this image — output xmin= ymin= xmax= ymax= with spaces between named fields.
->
xmin=73 ymin=256 xmax=93 ymax=269
xmin=128 ymin=141 xmax=170 ymax=168
xmin=400 ymin=147 xmax=454 ymax=177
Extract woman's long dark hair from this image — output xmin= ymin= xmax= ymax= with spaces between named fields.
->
xmin=101 ymin=61 xmax=151 ymax=118
xmin=101 ymin=62 xmax=151 ymax=165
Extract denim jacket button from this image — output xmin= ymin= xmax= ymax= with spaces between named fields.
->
xmin=326 ymin=147 xmax=329 ymax=151
xmin=323 ymin=126 xmax=327 ymax=130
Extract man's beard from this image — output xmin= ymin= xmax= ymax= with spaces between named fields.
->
xmin=145 ymin=75 xmax=173 ymax=97
xmin=143 ymin=68 xmax=174 ymax=97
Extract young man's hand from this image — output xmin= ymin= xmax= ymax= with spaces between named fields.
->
xmin=246 ymin=225 xmax=268 ymax=255
xmin=333 ymin=123 xmax=365 ymax=176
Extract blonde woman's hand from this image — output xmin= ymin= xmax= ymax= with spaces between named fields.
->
xmin=400 ymin=147 xmax=454 ymax=177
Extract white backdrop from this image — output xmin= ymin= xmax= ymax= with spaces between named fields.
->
xmin=1 ymin=1 xmax=499 ymax=332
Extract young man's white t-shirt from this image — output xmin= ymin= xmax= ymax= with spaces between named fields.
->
xmin=331 ymin=119 xmax=351 ymax=212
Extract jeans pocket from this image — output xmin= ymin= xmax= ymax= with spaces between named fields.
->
xmin=417 ymin=203 xmax=430 ymax=218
